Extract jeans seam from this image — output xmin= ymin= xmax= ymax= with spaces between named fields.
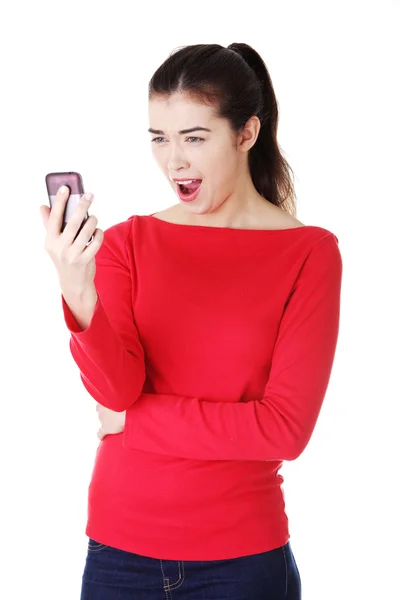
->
xmin=160 ymin=560 xmax=185 ymax=589
xmin=167 ymin=562 xmax=185 ymax=589
xmin=87 ymin=541 xmax=108 ymax=552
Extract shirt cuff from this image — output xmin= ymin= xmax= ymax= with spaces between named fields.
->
xmin=61 ymin=292 xmax=101 ymax=337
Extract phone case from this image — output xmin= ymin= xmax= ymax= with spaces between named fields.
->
xmin=45 ymin=171 xmax=90 ymax=238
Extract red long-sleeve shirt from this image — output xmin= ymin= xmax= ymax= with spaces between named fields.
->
xmin=61 ymin=214 xmax=342 ymax=561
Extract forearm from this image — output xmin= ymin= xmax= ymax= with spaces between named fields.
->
xmin=61 ymin=285 xmax=98 ymax=331
xmin=62 ymin=289 xmax=146 ymax=412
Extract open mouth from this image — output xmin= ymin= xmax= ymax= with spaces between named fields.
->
xmin=177 ymin=180 xmax=202 ymax=194
xmin=176 ymin=180 xmax=203 ymax=202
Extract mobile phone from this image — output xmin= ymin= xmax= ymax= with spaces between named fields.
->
xmin=45 ymin=171 xmax=91 ymax=241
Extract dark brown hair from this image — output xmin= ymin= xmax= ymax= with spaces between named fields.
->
xmin=148 ymin=43 xmax=297 ymax=216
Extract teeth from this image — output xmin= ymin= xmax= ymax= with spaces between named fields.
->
xmin=176 ymin=180 xmax=196 ymax=184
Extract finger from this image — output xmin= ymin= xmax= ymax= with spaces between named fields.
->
xmin=96 ymin=403 xmax=106 ymax=416
xmin=74 ymin=223 xmax=104 ymax=257
xmin=62 ymin=192 xmax=94 ymax=246
xmin=47 ymin=185 xmax=70 ymax=238
xmin=71 ymin=214 xmax=99 ymax=254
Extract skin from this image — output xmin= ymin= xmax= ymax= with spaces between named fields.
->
xmin=96 ymin=92 xmax=304 ymax=440
xmin=148 ymin=92 xmax=303 ymax=229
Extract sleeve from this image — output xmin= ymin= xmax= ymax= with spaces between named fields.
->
xmin=122 ymin=233 xmax=343 ymax=461
xmin=61 ymin=220 xmax=146 ymax=412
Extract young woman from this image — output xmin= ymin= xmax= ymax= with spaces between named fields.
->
xmin=41 ymin=43 xmax=342 ymax=600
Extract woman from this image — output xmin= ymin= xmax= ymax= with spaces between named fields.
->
xmin=41 ymin=43 xmax=342 ymax=599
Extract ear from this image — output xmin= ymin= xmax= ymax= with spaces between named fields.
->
xmin=237 ymin=116 xmax=261 ymax=153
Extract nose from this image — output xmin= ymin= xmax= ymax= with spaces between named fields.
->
xmin=167 ymin=146 xmax=190 ymax=173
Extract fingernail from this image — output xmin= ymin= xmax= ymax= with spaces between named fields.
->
xmin=84 ymin=192 xmax=93 ymax=202
xmin=59 ymin=185 xmax=67 ymax=195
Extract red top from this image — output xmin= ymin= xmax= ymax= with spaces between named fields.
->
xmin=61 ymin=214 xmax=342 ymax=561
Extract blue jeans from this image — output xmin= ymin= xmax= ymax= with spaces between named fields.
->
xmin=80 ymin=537 xmax=301 ymax=599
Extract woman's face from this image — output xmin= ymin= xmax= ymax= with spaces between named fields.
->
xmin=148 ymin=93 xmax=253 ymax=216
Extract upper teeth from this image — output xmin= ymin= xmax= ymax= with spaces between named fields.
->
xmin=176 ymin=180 xmax=197 ymax=184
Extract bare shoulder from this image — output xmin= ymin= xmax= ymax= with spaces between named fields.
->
xmin=239 ymin=205 xmax=306 ymax=230
xmin=258 ymin=201 xmax=306 ymax=230
xmin=271 ymin=213 xmax=306 ymax=230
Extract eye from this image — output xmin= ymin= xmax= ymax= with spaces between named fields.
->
xmin=151 ymin=136 xmax=204 ymax=144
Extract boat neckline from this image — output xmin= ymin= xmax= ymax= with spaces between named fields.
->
xmin=143 ymin=214 xmax=317 ymax=233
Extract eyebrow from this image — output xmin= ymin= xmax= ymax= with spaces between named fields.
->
xmin=148 ymin=126 xmax=212 ymax=135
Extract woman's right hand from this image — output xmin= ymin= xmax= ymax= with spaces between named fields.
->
xmin=40 ymin=185 xmax=104 ymax=298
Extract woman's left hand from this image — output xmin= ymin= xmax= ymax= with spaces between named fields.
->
xmin=96 ymin=404 xmax=126 ymax=440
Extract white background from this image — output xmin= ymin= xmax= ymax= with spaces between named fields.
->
xmin=1 ymin=1 xmax=399 ymax=598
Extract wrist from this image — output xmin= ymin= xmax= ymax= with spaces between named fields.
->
xmin=62 ymin=286 xmax=98 ymax=331
xmin=61 ymin=284 xmax=97 ymax=303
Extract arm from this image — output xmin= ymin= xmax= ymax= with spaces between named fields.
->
xmin=62 ymin=220 xmax=146 ymax=412
xmin=123 ymin=234 xmax=342 ymax=461
xmin=61 ymin=286 xmax=98 ymax=331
